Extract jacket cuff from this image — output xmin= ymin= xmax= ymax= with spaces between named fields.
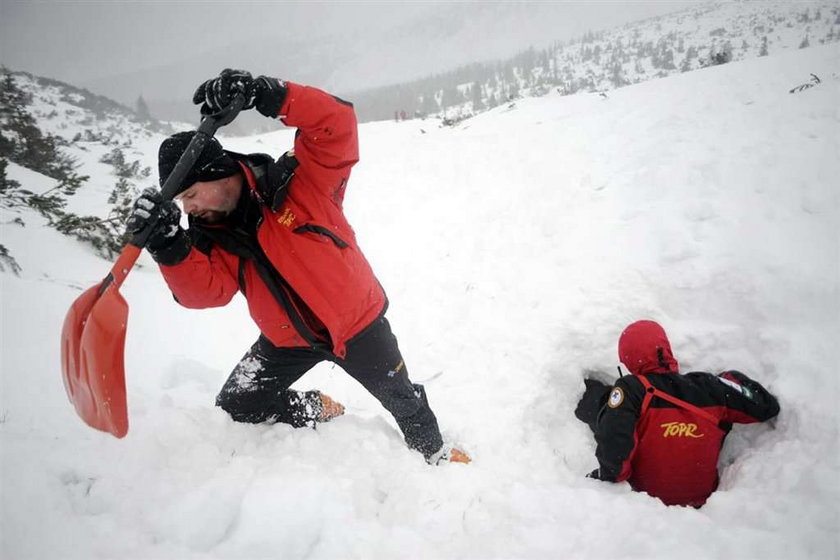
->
xmin=149 ymin=231 xmax=192 ymax=266
xmin=255 ymin=77 xmax=288 ymax=119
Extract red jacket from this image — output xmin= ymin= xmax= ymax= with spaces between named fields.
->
xmin=595 ymin=321 xmax=780 ymax=507
xmin=158 ymin=82 xmax=386 ymax=358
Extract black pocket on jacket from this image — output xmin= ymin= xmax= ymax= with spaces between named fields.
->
xmin=293 ymin=224 xmax=349 ymax=248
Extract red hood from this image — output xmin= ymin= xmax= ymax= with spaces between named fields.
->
xmin=618 ymin=320 xmax=679 ymax=375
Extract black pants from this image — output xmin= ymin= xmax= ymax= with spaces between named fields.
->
xmin=216 ymin=317 xmax=444 ymax=459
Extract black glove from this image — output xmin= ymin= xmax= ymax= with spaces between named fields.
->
xmin=575 ymin=378 xmax=611 ymax=432
xmin=126 ymin=187 xmax=191 ymax=265
xmin=192 ymin=69 xmax=287 ymax=118
xmin=192 ymin=68 xmax=256 ymax=115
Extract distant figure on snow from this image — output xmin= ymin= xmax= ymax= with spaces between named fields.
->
xmin=575 ymin=320 xmax=779 ymax=507
xmin=126 ymin=69 xmax=469 ymax=465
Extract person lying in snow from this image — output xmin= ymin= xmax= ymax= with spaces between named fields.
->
xmin=127 ymin=69 xmax=469 ymax=465
xmin=575 ymin=320 xmax=779 ymax=507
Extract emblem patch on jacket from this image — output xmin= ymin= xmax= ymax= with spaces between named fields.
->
xmin=608 ymin=387 xmax=624 ymax=408
xmin=277 ymin=207 xmax=296 ymax=227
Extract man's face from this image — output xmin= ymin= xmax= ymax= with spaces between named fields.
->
xmin=176 ymin=176 xmax=241 ymax=224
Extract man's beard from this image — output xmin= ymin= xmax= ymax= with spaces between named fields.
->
xmin=194 ymin=209 xmax=228 ymax=224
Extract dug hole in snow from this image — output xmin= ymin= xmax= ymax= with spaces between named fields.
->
xmin=1 ymin=44 xmax=838 ymax=559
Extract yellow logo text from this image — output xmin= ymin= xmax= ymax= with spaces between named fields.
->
xmin=660 ymin=422 xmax=705 ymax=438
xmin=277 ymin=207 xmax=296 ymax=227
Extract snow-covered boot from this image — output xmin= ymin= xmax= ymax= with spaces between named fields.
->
xmin=316 ymin=392 xmax=345 ymax=422
xmin=448 ymin=448 xmax=471 ymax=464
xmin=427 ymin=444 xmax=471 ymax=465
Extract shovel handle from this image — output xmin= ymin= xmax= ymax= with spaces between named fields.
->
xmin=98 ymin=245 xmax=142 ymax=294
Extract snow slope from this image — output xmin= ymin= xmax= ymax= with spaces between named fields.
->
xmin=2 ymin=44 xmax=839 ymax=559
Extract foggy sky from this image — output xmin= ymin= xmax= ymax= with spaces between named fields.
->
xmin=2 ymin=1 xmax=701 ymax=93
xmin=1 ymin=1 xmax=437 ymax=82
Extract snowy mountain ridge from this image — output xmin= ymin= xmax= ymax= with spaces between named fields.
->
xmin=14 ymin=70 xmax=164 ymax=219
xmin=351 ymin=0 xmax=840 ymax=123
xmin=42 ymin=1 xmax=840 ymax=129
xmin=1 ymin=41 xmax=839 ymax=560
xmin=6 ymin=70 xmax=159 ymax=143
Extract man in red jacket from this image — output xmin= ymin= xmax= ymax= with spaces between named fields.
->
xmin=575 ymin=320 xmax=779 ymax=506
xmin=127 ymin=69 xmax=468 ymax=465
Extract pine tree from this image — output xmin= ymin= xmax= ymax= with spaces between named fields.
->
xmin=135 ymin=95 xmax=153 ymax=121
xmin=471 ymin=81 xmax=484 ymax=111
xmin=440 ymin=86 xmax=460 ymax=110
xmin=721 ymin=40 xmax=734 ymax=62
xmin=635 ymin=58 xmax=645 ymax=75
xmin=708 ymin=41 xmax=733 ymax=66
xmin=609 ymin=62 xmax=628 ymax=87
xmin=660 ymin=47 xmax=676 ymax=70
xmin=800 ymin=8 xmax=811 ymax=23
xmin=0 ymin=243 xmax=22 ymax=276
xmin=759 ymin=36 xmax=769 ymax=56
xmin=0 ymin=157 xmax=20 ymax=201
xmin=0 ymin=70 xmax=86 ymax=185
xmin=508 ymin=81 xmax=519 ymax=101
xmin=419 ymin=91 xmax=438 ymax=117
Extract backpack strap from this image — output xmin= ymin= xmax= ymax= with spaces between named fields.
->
xmin=636 ymin=374 xmax=724 ymax=430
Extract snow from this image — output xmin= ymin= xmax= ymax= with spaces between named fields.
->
xmin=2 ymin=43 xmax=839 ymax=559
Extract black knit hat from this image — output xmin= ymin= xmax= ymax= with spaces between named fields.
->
xmin=158 ymin=131 xmax=240 ymax=194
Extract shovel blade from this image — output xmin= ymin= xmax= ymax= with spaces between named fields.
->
xmin=60 ymin=281 xmax=130 ymax=438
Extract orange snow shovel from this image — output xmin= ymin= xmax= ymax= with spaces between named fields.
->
xmin=60 ymin=96 xmax=244 ymax=438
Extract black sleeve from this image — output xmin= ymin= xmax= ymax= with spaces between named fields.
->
xmin=712 ymin=370 xmax=780 ymax=424
xmin=594 ymin=376 xmax=644 ymax=482
xmin=575 ymin=378 xmax=612 ymax=433
xmin=186 ymin=227 xmax=214 ymax=257
xmin=254 ymin=76 xmax=288 ymax=119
